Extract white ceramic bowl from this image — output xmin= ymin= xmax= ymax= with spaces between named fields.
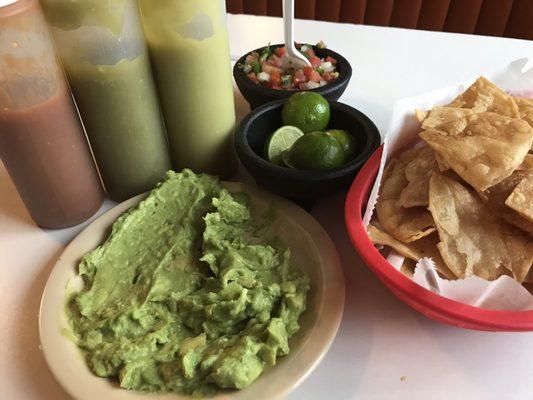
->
xmin=39 ymin=182 xmax=345 ymax=400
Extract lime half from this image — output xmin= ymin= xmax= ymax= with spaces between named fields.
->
xmin=290 ymin=131 xmax=345 ymax=171
xmin=326 ymin=129 xmax=358 ymax=160
xmin=264 ymin=125 xmax=305 ymax=165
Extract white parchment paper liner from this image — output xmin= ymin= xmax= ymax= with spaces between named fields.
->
xmin=362 ymin=58 xmax=533 ymax=311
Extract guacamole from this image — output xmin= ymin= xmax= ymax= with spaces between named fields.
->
xmin=67 ymin=170 xmax=310 ymax=396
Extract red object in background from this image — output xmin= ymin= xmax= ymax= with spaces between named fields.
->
xmin=344 ymin=145 xmax=533 ymax=332
xmin=227 ymin=0 xmax=533 ymax=40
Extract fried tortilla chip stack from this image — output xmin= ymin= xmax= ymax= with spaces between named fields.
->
xmin=372 ymin=77 xmax=533 ymax=285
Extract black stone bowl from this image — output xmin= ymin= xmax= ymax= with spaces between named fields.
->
xmin=234 ymin=99 xmax=381 ymax=203
xmin=233 ymin=44 xmax=352 ymax=109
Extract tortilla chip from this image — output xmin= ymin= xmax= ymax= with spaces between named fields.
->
xmin=525 ymin=267 xmax=533 ymax=283
xmin=400 ymin=258 xmax=417 ymax=278
xmin=447 ymin=77 xmax=520 ymax=117
xmin=376 ymin=149 xmax=435 ymax=243
xmin=505 ymin=173 xmax=533 ymax=222
xmin=421 ymin=107 xmax=474 ymax=135
xmin=415 ymin=109 xmax=428 ymax=123
xmin=368 ymin=223 xmax=457 ymax=279
xmin=523 ymin=282 xmax=533 ymax=294
xmin=513 ymin=97 xmax=533 ymax=151
xmin=420 ymin=112 xmax=533 ymax=191
xmin=435 ymin=152 xmax=450 ymax=171
xmin=368 ymin=223 xmax=419 ymax=260
xmin=399 ymin=147 xmax=436 ymax=208
xmin=517 ymin=154 xmax=533 ymax=171
xmin=408 ymin=234 xmax=458 ymax=280
xmin=513 ymin=97 xmax=533 ymax=126
xmin=428 ymin=173 xmax=533 ymax=282
xmin=480 ymin=170 xmax=533 ymax=235
xmin=421 ymin=107 xmax=473 ymax=174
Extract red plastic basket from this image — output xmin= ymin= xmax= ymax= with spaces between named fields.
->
xmin=345 ymin=145 xmax=533 ymax=331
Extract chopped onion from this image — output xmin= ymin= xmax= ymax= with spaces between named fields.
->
xmin=301 ymin=81 xmax=320 ymax=90
xmin=320 ymin=61 xmax=334 ymax=73
xmin=257 ymin=72 xmax=270 ymax=82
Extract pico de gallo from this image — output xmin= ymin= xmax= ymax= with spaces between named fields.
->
xmin=239 ymin=41 xmax=339 ymax=90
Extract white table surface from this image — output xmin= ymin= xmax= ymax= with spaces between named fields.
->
xmin=2 ymin=13 xmax=533 ymax=400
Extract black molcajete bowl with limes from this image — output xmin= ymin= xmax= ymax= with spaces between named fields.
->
xmin=234 ymin=98 xmax=381 ymax=203
xmin=233 ymin=44 xmax=352 ymax=109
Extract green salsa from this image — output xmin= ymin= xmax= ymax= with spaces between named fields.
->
xmin=63 ymin=53 xmax=171 ymax=201
xmin=138 ymin=0 xmax=237 ymax=178
xmin=41 ymin=0 xmax=172 ymax=201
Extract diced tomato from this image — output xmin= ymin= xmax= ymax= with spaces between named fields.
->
xmin=309 ymin=56 xmax=322 ymax=68
xmin=310 ymin=70 xmax=322 ymax=82
xmin=247 ymin=72 xmax=259 ymax=84
xmin=303 ymin=67 xmax=322 ymax=82
xmin=322 ymin=72 xmax=335 ymax=82
xmin=293 ymin=69 xmax=307 ymax=86
xmin=245 ymin=52 xmax=259 ymax=63
xmin=245 ymin=42 xmax=337 ymax=89
xmin=264 ymin=82 xmax=282 ymax=90
xmin=261 ymin=62 xmax=282 ymax=74
xmin=269 ymin=54 xmax=283 ymax=68
xmin=270 ymin=71 xmax=281 ymax=87
xmin=325 ymin=55 xmax=337 ymax=65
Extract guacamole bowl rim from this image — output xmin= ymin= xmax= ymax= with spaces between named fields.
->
xmin=39 ymin=181 xmax=345 ymax=400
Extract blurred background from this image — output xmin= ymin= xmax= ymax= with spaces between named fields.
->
xmin=226 ymin=0 xmax=533 ymax=40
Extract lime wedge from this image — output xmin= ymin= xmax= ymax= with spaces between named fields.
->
xmin=281 ymin=149 xmax=296 ymax=169
xmin=264 ymin=125 xmax=305 ymax=165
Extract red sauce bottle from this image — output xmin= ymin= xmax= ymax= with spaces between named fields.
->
xmin=0 ymin=0 xmax=104 ymax=228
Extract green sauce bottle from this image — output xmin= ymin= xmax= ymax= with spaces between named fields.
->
xmin=41 ymin=0 xmax=171 ymax=201
xmin=138 ymin=0 xmax=237 ymax=178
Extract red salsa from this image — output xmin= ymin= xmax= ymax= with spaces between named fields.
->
xmin=240 ymin=42 xmax=339 ymax=90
